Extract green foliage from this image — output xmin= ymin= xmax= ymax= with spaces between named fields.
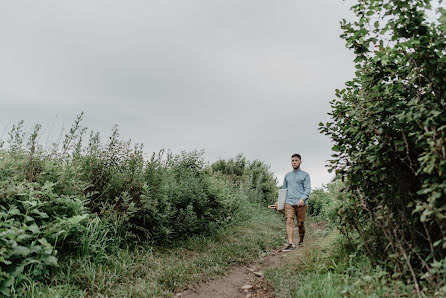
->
xmin=210 ymin=154 xmax=278 ymax=206
xmin=0 ymin=153 xmax=90 ymax=296
xmin=307 ymin=188 xmax=328 ymax=218
xmin=0 ymin=116 xmax=279 ymax=295
xmin=266 ymin=229 xmax=416 ymax=298
xmin=320 ymin=0 xmax=446 ymax=294
xmin=308 ymin=180 xmax=343 ymax=221
xmin=31 ymin=202 xmax=284 ymax=297
xmin=77 ymin=134 xmax=239 ymax=243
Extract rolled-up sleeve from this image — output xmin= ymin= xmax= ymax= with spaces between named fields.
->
xmin=282 ymin=174 xmax=287 ymax=189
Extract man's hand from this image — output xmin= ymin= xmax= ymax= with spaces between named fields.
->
xmin=298 ymin=199 xmax=304 ymax=207
xmin=268 ymin=203 xmax=278 ymax=209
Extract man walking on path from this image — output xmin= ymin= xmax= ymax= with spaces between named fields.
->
xmin=282 ymin=154 xmax=311 ymax=251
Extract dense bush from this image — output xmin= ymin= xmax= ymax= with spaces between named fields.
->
xmin=320 ymin=0 xmax=446 ymax=294
xmin=210 ymin=154 xmax=278 ymax=206
xmin=77 ymin=134 xmax=235 ymax=243
xmin=0 ymin=116 xmax=278 ymax=295
xmin=0 ymin=151 xmax=90 ymax=295
xmin=307 ymin=189 xmax=329 ymax=218
xmin=307 ymin=180 xmax=343 ymax=221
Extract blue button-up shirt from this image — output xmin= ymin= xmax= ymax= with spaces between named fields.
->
xmin=282 ymin=169 xmax=311 ymax=205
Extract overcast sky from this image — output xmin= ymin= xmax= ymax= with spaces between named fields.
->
xmin=0 ymin=0 xmax=355 ymax=187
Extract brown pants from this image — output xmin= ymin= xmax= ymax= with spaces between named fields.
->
xmin=285 ymin=203 xmax=307 ymax=241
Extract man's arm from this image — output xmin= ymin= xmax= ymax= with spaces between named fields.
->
xmin=282 ymin=174 xmax=287 ymax=189
xmin=302 ymin=173 xmax=311 ymax=205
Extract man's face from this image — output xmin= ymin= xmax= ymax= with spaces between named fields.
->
xmin=291 ymin=157 xmax=301 ymax=169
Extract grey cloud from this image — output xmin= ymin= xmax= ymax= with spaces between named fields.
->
xmin=0 ymin=0 xmax=356 ymax=187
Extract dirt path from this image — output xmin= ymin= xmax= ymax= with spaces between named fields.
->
xmin=176 ymin=222 xmax=324 ymax=298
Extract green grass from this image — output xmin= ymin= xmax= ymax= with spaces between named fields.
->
xmin=15 ymin=209 xmax=422 ymax=297
xmin=22 ymin=202 xmax=285 ymax=297
xmin=264 ymin=221 xmax=416 ymax=298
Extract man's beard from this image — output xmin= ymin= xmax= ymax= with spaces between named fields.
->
xmin=293 ymin=165 xmax=300 ymax=170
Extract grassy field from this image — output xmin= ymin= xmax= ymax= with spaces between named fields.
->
xmin=24 ymin=203 xmax=285 ymax=297
xmin=265 ymin=220 xmax=416 ymax=298
xmin=11 ymin=193 xmax=423 ymax=298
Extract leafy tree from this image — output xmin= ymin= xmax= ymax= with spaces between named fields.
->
xmin=320 ymin=0 xmax=446 ymax=295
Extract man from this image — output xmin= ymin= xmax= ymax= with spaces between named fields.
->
xmin=281 ymin=153 xmax=311 ymax=251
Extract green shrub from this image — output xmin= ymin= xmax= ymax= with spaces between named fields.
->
xmin=308 ymin=189 xmax=328 ymax=218
xmin=320 ymin=0 xmax=446 ymax=293
xmin=307 ymin=180 xmax=344 ymax=222
xmin=78 ymin=142 xmax=237 ymax=243
xmin=0 ymin=116 xmax=279 ymax=295
xmin=210 ymin=154 xmax=278 ymax=206
xmin=0 ymin=153 xmax=90 ymax=296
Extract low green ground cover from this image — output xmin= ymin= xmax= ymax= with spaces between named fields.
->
xmin=265 ymin=224 xmax=415 ymax=298
xmin=25 ymin=202 xmax=284 ymax=297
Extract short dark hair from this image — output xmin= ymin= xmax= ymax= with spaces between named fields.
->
xmin=291 ymin=153 xmax=301 ymax=160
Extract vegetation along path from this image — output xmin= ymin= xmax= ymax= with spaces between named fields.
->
xmin=177 ymin=221 xmax=328 ymax=298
